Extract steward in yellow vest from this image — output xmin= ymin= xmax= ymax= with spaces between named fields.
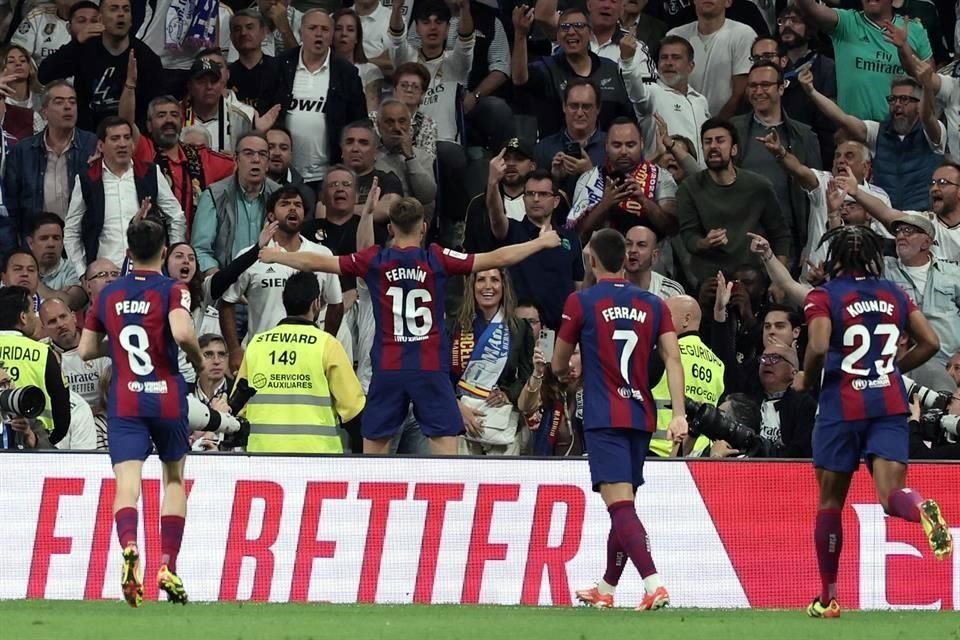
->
xmin=650 ymin=296 xmax=724 ymax=457
xmin=0 ymin=285 xmax=71 ymax=443
xmin=234 ymin=272 xmax=364 ymax=453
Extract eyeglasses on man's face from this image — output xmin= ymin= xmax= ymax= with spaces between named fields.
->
xmin=886 ymin=95 xmax=920 ymax=105
xmin=930 ymin=177 xmax=960 ymax=188
xmin=86 ymin=270 xmax=120 ymax=281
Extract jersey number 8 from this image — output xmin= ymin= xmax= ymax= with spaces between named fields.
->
xmin=119 ymin=325 xmax=155 ymax=376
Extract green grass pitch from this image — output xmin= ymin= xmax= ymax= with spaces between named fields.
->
xmin=3 ymin=601 xmax=960 ymax=640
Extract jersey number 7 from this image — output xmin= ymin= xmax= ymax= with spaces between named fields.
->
xmin=613 ymin=329 xmax=638 ymax=385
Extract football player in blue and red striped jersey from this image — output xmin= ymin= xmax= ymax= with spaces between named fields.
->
xmin=261 ymin=189 xmax=560 ymax=455
xmin=79 ymin=218 xmax=203 ymax=608
xmin=798 ymin=225 xmax=953 ymax=618
xmin=552 ymin=229 xmax=688 ymax=611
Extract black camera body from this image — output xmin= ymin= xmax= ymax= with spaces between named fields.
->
xmin=685 ymin=399 xmax=776 ymax=457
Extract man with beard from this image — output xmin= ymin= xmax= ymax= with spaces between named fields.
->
xmin=40 ymin=297 xmax=110 ymax=409
xmin=677 ymin=118 xmax=791 ymax=288
xmin=623 ymin=34 xmax=709 ymax=164
xmin=486 ymin=163 xmax=584 ymax=329
xmin=568 ymin=118 xmax=678 ymax=238
xmin=800 ymin=69 xmax=944 ymax=211
xmin=512 ymin=6 xmax=632 ymax=138
xmin=375 ymin=99 xmax=437 ymax=208
xmin=265 ymin=126 xmax=316 ymax=218
xmin=793 ymin=0 xmax=932 ymax=121
xmin=221 ymin=185 xmax=343 ymax=376
xmin=126 ymin=95 xmax=236 ymax=233
xmin=465 ymin=138 xmax=540 ymax=253
xmin=27 ymin=213 xmax=86 ymax=310
xmin=666 ymin=0 xmax=757 ymax=120
xmin=624 ymin=225 xmax=683 ymax=298
xmin=768 ymin=7 xmax=837 ymax=168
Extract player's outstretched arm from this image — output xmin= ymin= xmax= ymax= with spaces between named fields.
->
xmin=471 ymin=224 xmax=561 ymax=272
xmin=899 ymin=309 xmax=941 ymax=373
xmin=170 ymin=308 xmax=203 ymax=372
xmin=259 ymin=248 xmax=343 ymax=274
xmin=77 ymin=329 xmax=109 ymax=361
xmin=657 ymin=330 xmax=689 ymax=444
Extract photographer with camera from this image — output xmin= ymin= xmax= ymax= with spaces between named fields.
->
xmin=906 ymin=378 xmax=960 ymax=460
xmin=0 ymin=285 xmax=71 ymax=445
xmin=0 ymin=364 xmax=52 ymax=450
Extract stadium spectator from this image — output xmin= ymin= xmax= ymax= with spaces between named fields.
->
xmin=0 ymin=285 xmax=71 ymax=444
xmin=189 ymin=333 xmax=233 ymax=452
xmin=648 ymin=0 xmax=769 ymax=35
xmin=64 ymin=116 xmax=187 ymax=275
xmin=2 ymin=44 xmax=45 ymax=128
xmin=11 ymin=0 xmax=78 ymax=67
xmin=124 ymin=94 xmax=236 ymax=233
xmin=81 ymin=258 xmax=119 ymax=306
xmin=374 ymin=98 xmax=436 ymax=206
xmin=677 ymin=118 xmax=791 ymax=288
xmin=235 ymin=271 xmax=364 ymax=454
xmin=40 ymin=297 xmax=109 ymax=408
xmin=623 ymin=0 xmax=668 ymax=51
xmin=486 ymin=162 xmax=584 ymax=330
xmin=947 ymin=352 xmax=960 ymax=388
xmin=450 ymin=267 xmax=535 ymax=455
xmin=624 ymin=225 xmax=683 ymax=299
xmin=179 ymin=54 xmax=263 ymax=154
xmin=27 ymin=213 xmax=85 ymax=310
xmin=624 ymin=33 xmax=708 ymax=164
xmin=535 ymin=78 xmax=606 ymax=202
xmin=38 ymin=0 xmax=164 ymax=132
xmin=771 ymin=8 xmax=837 ymax=168
xmin=732 ymin=61 xmax=821 ymax=267
xmin=512 ymin=6 xmax=633 ymax=138
xmin=568 ymin=117 xmax=678 ymax=238
xmin=274 ymin=8 xmax=367 ymax=190
xmin=351 ymin=0 xmax=391 ymax=64
xmin=368 ymin=63 xmax=438 ymax=164
xmin=2 ymin=249 xmax=42 ymax=314
xmin=3 ymin=80 xmax=96 ymax=249
xmin=793 ymin=0 xmax=932 ymax=122
xmin=165 ymin=242 xmax=220 ymax=381
xmin=752 ymin=342 xmax=815 ymax=457
xmin=333 ymin=9 xmax=385 ymax=113
xmin=666 ymin=0 xmax=756 ymax=120
xmin=253 ymin=0 xmax=303 ymax=58
xmin=0 ymin=364 xmax=52 ymax=450
xmin=265 ymin=126 xmax=317 ymax=217
xmin=898 ymin=45 xmax=960 ymax=164
xmin=221 ymin=185 xmax=343 ymax=375
xmin=340 ymin=120 xmax=404 ymax=219
xmin=192 ymin=131 xmax=279 ymax=273
xmin=228 ymin=9 xmax=277 ymax=113
xmin=801 ymin=70 xmax=944 ymax=211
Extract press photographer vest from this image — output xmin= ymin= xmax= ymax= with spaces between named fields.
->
xmin=0 ymin=331 xmax=54 ymax=433
xmin=650 ymin=333 xmax=724 ymax=457
xmin=240 ymin=322 xmax=342 ymax=454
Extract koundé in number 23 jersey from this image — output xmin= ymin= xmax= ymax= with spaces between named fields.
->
xmin=339 ymin=244 xmax=475 ymax=371
xmin=803 ymin=275 xmax=917 ymax=421
xmin=558 ymin=279 xmax=674 ymax=432
xmin=84 ymin=271 xmax=191 ymax=419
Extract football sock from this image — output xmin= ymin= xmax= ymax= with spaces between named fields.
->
xmin=601 ymin=525 xmax=626 ymax=589
xmin=115 ymin=507 xmax=138 ymax=550
xmin=160 ymin=515 xmax=186 ymax=574
xmin=608 ymin=501 xmax=657 ymax=582
xmin=887 ymin=488 xmax=922 ymax=523
xmin=815 ymin=508 xmax=842 ymax=604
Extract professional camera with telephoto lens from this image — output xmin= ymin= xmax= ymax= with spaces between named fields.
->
xmin=903 ymin=376 xmax=950 ymax=412
xmin=0 ymin=385 xmax=45 ymax=419
xmin=684 ymin=398 xmax=776 ymax=457
xmin=903 ymin=376 xmax=960 ymax=446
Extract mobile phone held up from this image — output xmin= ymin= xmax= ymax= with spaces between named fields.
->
xmin=563 ymin=142 xmax=582 ymax=158
xmin=538 ymin=328 xmax=556 ymax=364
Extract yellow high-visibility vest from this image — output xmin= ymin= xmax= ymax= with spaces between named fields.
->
xmin=237 ymin=321 xmax=364 ymax=454
xmin=0 ymin=330 xmax=55 ymax=433
xmin=650 ymin=333 xmax=724 ymax=457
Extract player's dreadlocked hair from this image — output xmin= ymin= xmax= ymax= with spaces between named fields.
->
xmin=816 ymin=225 xmax=885 ymax=279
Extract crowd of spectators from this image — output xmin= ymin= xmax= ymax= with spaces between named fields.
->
xmin=1 ymin=0 xmax=960 ymax=460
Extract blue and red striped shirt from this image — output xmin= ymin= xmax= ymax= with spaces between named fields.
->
xmin=558 ymin=279 xmax=674 ymax=432
xmin=804 ymin=275 xmax=917 ymax=421
xmin=84 ymin=270 xmax=190 ymax=419
xmin=339 ymin=244 xmax=475 ymax=372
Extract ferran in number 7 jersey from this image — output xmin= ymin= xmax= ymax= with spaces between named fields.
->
xmin=84 ymin=271 xmax=191 ymax=419
xmin=803 ymin=275 xmax=918 ymax=421
xmin=339 ymin=244 xmax=475 ymax=371
xmin=558 ymin=279 xmax=674 ymax=432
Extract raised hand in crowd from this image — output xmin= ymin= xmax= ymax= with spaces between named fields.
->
xmin=797 ymin=66 xmax=815 ymax=95
xmin=126 ymin=49 xmax=138 ymax=88
xmin=756 ymin=128 xmax=786 ymax=158
xmin=747 ymin=231 xmax=774 ymax=261
xmin=513 ymin=5 xmax=535 ymax=37
xmin=714 ymin=270 xmax=733 ymax=322
xmin=255 ymin=104 xmax=282 ymax=133
xmin=134 ymin=197 xmax=152 ymax=221
xmin=489 ymin=147 xmax=507 ymax=185
xmin=881 ymin=19 xmax=909 ymax=51
xmin=804 ymin=259 xmax=827 ymax=287
xmin=832 ymin=166 xmax=859 ymax=196
xmin=75 ymin=19 xmax=105 ymax=44
xmin=619 ymin=33 xmax=638 ymax=61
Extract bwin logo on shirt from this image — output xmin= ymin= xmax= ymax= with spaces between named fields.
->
xmin=290 ymin=97 xmax=327 ymax=112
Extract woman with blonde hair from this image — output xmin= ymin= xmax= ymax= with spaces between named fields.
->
xmin=448 ymin=267 xmax=539 ymax=455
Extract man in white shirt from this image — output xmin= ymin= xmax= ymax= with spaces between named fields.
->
xmin=354 ymin=0 xmax=391 ymax=59
xmin=622 ymin=33 xmax=710 ymax=164
xmin=387 ymin=0 xmax=474 ymax=86
xmin=625 ymin=225 xmax=684 ymax=299
xmin=11 ymin=0 xmax=77 ymax=66
xmin=221 ymin=185 xmax=343 ymax=374
xmin=40 ymin=297 xmax=109 ymax=408
xmin=63 ymin=116 xmax=186 ymax=275
xmin=666 ymin=0 xmax=756 ymax=119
